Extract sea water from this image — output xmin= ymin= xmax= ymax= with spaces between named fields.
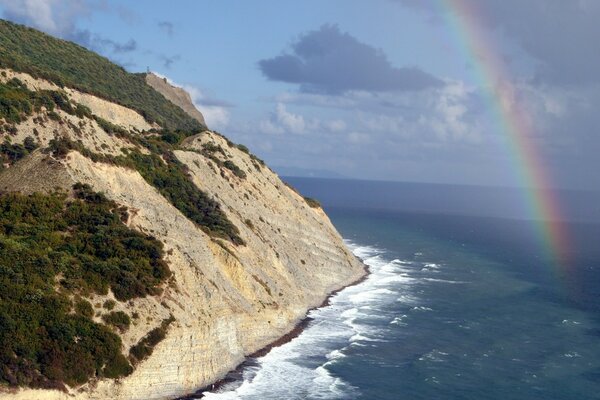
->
xmin=198 ymin=178 xmax=600 ymax=400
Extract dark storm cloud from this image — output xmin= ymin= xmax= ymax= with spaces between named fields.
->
xmin=259 ymin=25 xmax=442 ymax=94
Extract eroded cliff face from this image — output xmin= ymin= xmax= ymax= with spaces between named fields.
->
xmin=0 ymin=70 xmax=365 ymax=400
xmin=145 ymin=73 xmax=206 ymax=127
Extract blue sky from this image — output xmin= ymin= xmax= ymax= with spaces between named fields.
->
xmin=1 ymin=0 xmax=598 ymax=189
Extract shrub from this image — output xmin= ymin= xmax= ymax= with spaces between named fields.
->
xmin=236 ymin=144 xmax=249 ymax=154
xmin=102 ymin=311 xmax=131 ymax=333
xmin=304 ymin=197 xmax=322 ymax=209
xmin=75 ymin=299 xmax=94 ymax=318
xmin=223 ymin=160 xmax=247 ymax=179
xmin=103 ymin=300 xmax=116 ymax=310
xmin=0 ymin=186 xmax=171 ymax=388
xmin=127 ymin=150 xmax=244 ymax=245
xmin=129 ymin=316 xmax=174 ymax=365
xmin=43 ymin=136 xmax=244 ymax=246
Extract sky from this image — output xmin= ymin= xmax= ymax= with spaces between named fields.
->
xmin=0 ymin=0 xmax=598 ymax=190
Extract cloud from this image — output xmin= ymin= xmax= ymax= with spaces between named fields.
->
xmin=158 ymin=21 xmax=174 ymax=36
xmin=258 ymin=103 xmax=350 ymax=136
xmin=95 ymin=37 xmax=137 ymax=53
xmin=185 ymin=86 xmax=231 ymax=129
xmin=259 ymin=104 xmax=308 ymax=135
xmin=259 ymin=24 xmax=442 ymax=94
xmin=0 ymin=0 xmax=140 ymax=61
xmin=0 ymin=0 xmax=102 ymax=39
xmin=158 ymin=54 xmax=181 ymax=69
xmin=393 ymin=0 xmax=600 ymax=86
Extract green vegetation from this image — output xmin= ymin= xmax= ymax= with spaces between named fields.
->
xmin=74 ymin=298 xmax=94 ymax=319
xmin=223 ymin=160 xmax=247 ymax=179
xmin=0 ymin=184 xmax=172 ymax=388
xmin=127 ymin=150 xmax=244 ymax=244
xmin=46 ymin=135 xmax=244 ymax=246
xmin=303 ymin=197 xmax=322 ymax=209
xmin=200 ymin=142 xmax=247 ymax=179
xmin=102 ymin=311 xmax=131 ymax=333
xmin=0 ymin=19 xmax=204 ymax=131
xmin=0 ymin=136 xmax=37 ymax=166
xmin=129 ymin=316 xmax=174 ymax=365
xmin=103 ymin=299 xmax=116 ymax=310
xmin=0 ymin=78 xmax=57 ymax=124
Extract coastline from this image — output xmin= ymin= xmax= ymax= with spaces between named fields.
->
xmin=179 ymin=258 xmax=370 ymax=399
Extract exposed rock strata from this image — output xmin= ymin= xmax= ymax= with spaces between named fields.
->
xmin=0 ymin=71 xmax=364 ymax=400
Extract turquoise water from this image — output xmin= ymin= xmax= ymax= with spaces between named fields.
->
xmin=199 ymin=179 xmax=600 ymax=399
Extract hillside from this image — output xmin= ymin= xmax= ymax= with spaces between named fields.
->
xmin=0 ymin=19 xmax=204 ymax=132
xmin=0 ymin=20 xmax=364 ymax=400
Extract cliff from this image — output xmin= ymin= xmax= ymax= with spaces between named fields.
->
xmin=145 ymin=73 xmax=206 ymax=127
xmin=0 ymin=24 xmax=364 ymax=400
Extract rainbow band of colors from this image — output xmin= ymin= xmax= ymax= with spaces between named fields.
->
xmin=439 ymin=0 xmax=570 ymax=268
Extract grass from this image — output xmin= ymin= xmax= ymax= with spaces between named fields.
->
xmin=0 ymin=19 xmax=204 ymax=131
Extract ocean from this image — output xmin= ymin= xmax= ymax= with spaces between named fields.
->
xmin=199 ymin=178 xmax=600 ymax=400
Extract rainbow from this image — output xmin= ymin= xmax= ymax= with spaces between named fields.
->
xmin=437 ymin=0 xmax=570 ymax=268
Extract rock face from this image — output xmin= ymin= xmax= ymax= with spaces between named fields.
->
xmin=145 ymin=73 xmax=207 ymax=127
xmin=0 ymin=70 xmax=365 ymax=400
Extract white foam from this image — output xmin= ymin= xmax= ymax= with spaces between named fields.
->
xmin=202 ymin=241 xmax=440 ymax=399
xmin=423 ymin=278 xmax=466 ymax=284
xmin=418 ymin=349 xmax=449 ymax=363
xmin=411 ymin=306 xmax=433 ymax=312
xmin=349 ymin=288 xmax=396 ymax=304
xmin=326 ymin=349 xmax=346 ymax=361
xmin=390 ymin=315 xmax=409 ymax=326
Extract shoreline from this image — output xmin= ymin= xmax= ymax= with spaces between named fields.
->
xmin=179 ymin=259 xmax=370 ymax=399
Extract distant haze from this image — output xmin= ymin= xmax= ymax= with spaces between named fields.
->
xmin=285 ymin=177 xmax=600 ymax=223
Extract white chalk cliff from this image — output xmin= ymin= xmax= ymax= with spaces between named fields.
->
xmin=0 ymin=69 xmax=365 ymax=400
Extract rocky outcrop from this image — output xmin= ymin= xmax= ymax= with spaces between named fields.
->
xmin=0 ymin=71 xmax=364 ymax=400
xmin=145 ymin=73 xmax=206 ymax=127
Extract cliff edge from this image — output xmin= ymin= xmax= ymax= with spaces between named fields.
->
xmin=145 ymin=73 xmax=207 ymax=127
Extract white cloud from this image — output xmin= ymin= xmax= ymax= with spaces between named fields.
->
xmin=259 ymin=103 xmax=328 ymax=135
xmin=326 ymin=119 xmax=347 ymax=133
xmin=1 ymin=0 xmax=59 ymax=33
xmin=201 ymin=106 xmax=230 ymax=129
xmin=275 ymin=103 xmax=306 ymax=134
xmin=0 ymin=0 xmax=101 ymax=38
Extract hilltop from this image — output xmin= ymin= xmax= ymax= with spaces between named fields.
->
xmin=0 ymin=19 xmax=204 ymax=132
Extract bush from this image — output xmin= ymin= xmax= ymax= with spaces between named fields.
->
xmin=0 ymin=186 xmax=172 ymax=388
xmin=223 ymin=160 xmax=247 ymax=179
xmin=102 ymin=311 xmax=131 ymax=333
xmin=43 ymin=136 xmax=244 ymax=246
xmin=0 ymin=138 xmax=37 ymax=165
xmin=304 ymin=197 xmax=322 ymax=209
xmin=103 ymin=300 xmax=116 ymax=310
xmin=75 ymin=299 xmax=94 ymax=318
xmin=127 ymin=150 xmax=244 ymax=245
xmin=129 ymin=316 xmax=174 ymax=365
